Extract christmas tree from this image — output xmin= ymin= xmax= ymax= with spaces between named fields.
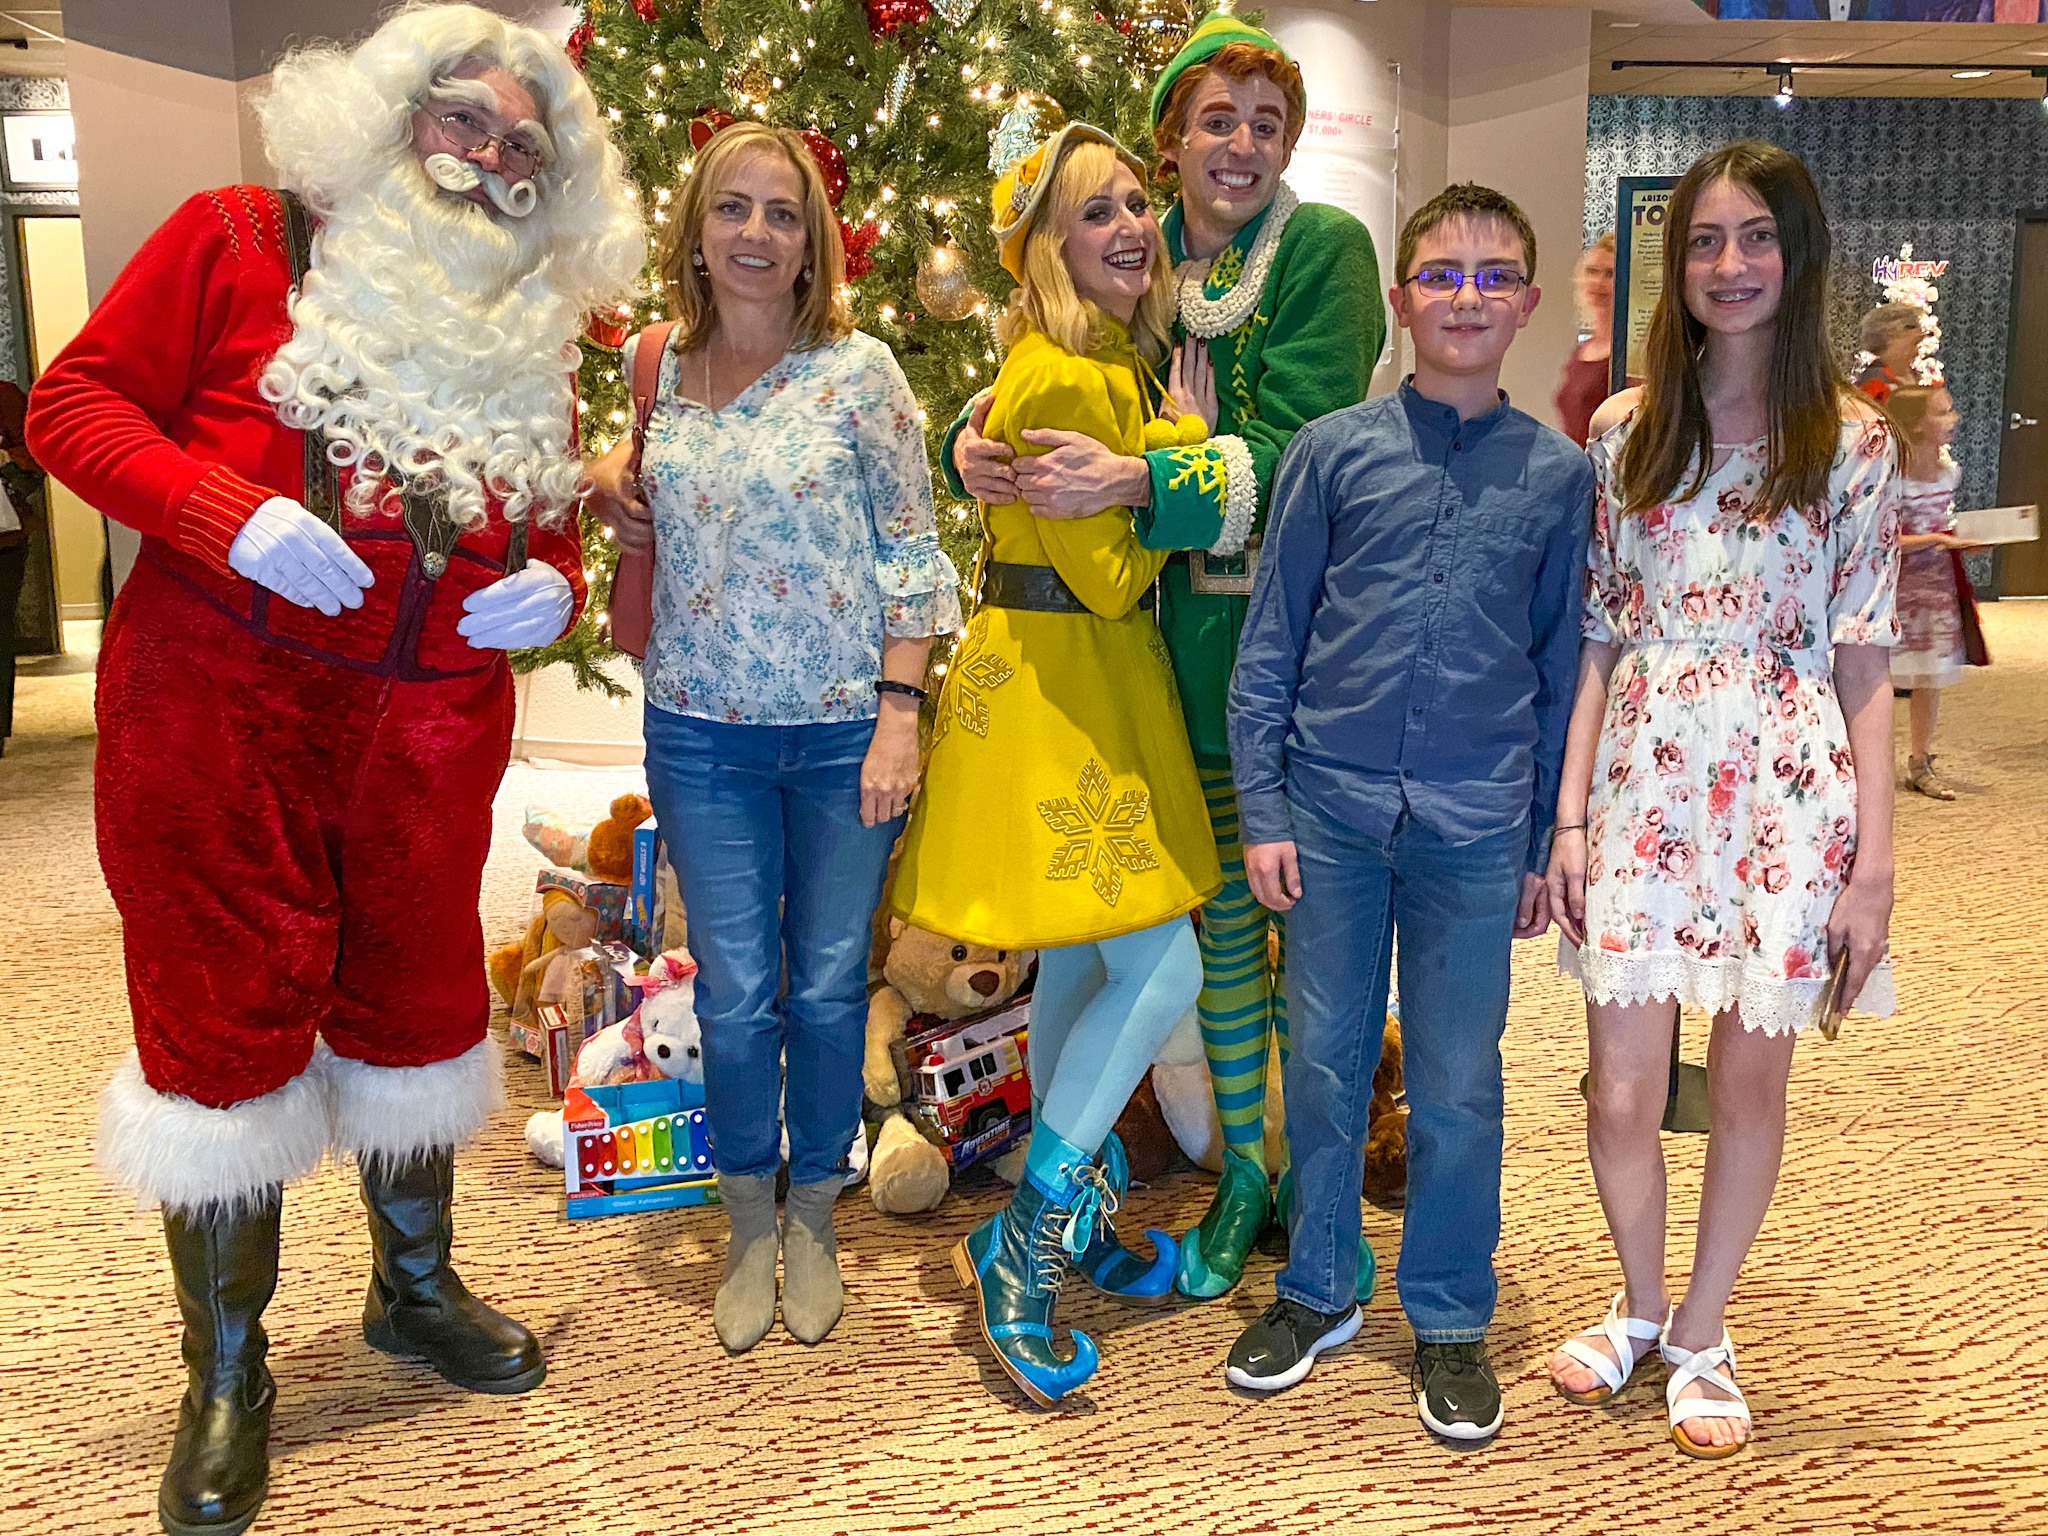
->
xmin=516 ymin=0 xmax=1197 ymax=694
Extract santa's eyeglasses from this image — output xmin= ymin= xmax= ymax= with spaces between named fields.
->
xmin=430 ymin=109 xmax=542 ymax=180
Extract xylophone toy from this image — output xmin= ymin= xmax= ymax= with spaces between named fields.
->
xmin=562 ymin=1076 xmax=718 ymax=1218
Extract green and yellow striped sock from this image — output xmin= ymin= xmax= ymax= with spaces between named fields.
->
xmin=1196 ymin=766 xmax=1279 ymax=1162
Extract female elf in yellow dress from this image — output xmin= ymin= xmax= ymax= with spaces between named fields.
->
xmin=892 ymin=124 xmax=1221 ymax=1406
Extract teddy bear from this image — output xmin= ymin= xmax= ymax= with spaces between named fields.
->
xmin=521 ymin=793 xmax=652 ymax=884
xmin=863 ymin=919 xmax=1031 ymax=1215
xmin=525 ymin=951 xmax=702 ymax=1168
xmin=488 ymin=888 xmax=603 ymax=1025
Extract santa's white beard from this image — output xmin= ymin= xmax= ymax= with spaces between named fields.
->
xmin=257 ymin=159 xmax=584 ymax=531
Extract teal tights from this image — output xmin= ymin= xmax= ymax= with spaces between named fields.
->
xmin=1030 ymin=919 xmax=1202 ymax=1156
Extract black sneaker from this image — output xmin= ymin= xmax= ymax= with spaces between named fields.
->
xmin=1225 ymin=1299 xmax=1361 ymax=1392
xmin=1412 ymin=1340 xmax=1503 ymax=1441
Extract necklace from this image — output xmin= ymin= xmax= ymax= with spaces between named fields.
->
xmin=1175 ymin=182 xmax=1299 ymax=338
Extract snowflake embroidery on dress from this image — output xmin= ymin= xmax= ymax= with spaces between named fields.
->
xmin=956 ymin=651 xmax=1015 ymax=738
xmin=1037 ymin=758 xmax=1158 ymax=907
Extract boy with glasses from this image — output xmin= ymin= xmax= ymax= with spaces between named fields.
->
xmin=1223 ymin=184 xmax=1593 ymax=1441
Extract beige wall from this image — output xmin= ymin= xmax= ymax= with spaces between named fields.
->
xmin=18 ymin=216 xmax=101 ymax=615
xmin=1447 ymin=7 xmax=1595 ymax=430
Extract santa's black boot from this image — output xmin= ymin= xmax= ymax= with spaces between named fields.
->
xmin=158 ymin=1193 xmax=281 ymax=1536
xmin=359 ymin=1149 xmax=545 ymax=1393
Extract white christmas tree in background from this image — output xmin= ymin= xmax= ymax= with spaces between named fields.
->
xmin=1862 ymin=242 xmax=1944 ymax=384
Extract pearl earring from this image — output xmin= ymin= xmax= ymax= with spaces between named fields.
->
xmin=691 ymin=250 xmax=706 ymax=271
xmin=801 ymin=265 xmax=813 ymax=283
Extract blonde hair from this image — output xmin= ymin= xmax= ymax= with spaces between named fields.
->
xmin=996 ymin=141 xmax=1174 ymax=363
xmin=656 ymin=123 xmax=852 ymax=353
xmin=1886 ymin=383 xmax=1950 ymax=478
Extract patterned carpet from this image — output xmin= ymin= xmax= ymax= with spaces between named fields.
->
xmin=4 ymin=605 xmax=2046 ymax=1536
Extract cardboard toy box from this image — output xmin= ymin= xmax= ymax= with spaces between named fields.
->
xmin=535 ymin=867 xmax=630 ymax=944
xmin=562 ymin=1077 xmax=717 ymax=1218
xmin=628 ymin=823 xmax=687 ymax=957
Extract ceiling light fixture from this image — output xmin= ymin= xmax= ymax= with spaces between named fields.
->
xmin=1951 ymin=69 xmax=1991 ymax=79
xmin=1772 ymin=65 xmax=1794 ymax=105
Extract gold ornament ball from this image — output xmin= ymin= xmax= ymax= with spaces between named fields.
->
xmin=916 ymin=244 xmax=983 ymax=322
xmin=726 ymin=57 xmax=772 ymax=104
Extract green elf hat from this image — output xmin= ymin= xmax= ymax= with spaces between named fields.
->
xmin=1149 ymin=5 xmax=1291 ymax=132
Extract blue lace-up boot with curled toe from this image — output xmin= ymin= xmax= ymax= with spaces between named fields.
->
xmin=1068 ymin=1132 xmax=1177 ymax=1304
xmin=952 ymin=1129 xmax=1104 ymax=1406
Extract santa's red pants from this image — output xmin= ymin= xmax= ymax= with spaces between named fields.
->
xmin=93 ymin=554 xmax=513 ymax=1209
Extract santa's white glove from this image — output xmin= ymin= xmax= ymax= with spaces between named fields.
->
xmin=458 ymin=559 xmax=575 ymax=650
xmin=227 ymin=496 xmax=374 ymax=616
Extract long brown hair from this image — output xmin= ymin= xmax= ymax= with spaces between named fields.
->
xmin=654 ymin=123 xmax=852 ymax=354
xmin=1617 ymin=141 xmax=1846 ymax=522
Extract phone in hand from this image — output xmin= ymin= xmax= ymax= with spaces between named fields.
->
xmin=1811 ymin=944 xmax=1853 ymax=1041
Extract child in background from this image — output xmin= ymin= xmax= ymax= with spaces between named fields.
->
xmin=1886 ymin=383 xmax=1988 ymax=800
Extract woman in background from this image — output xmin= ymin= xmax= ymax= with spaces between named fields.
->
xmin=1555 ymin=232 xmax=1616 ymax=447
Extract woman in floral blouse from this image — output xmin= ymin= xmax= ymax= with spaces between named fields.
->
xmin=586 ymin=123 xmax=959 ymax=1355
xmin=1541 ymin=143 xmax=1898 ymax=1459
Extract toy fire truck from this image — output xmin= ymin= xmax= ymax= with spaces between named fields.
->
xmin=895 ymin=995 xmax=1033 ymax=1173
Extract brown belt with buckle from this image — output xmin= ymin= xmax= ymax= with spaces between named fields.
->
xmin=980 ymin=559 xmax=1153 ymax=613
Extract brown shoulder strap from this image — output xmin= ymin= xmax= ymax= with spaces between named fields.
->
xmin=277 ymin=189 xmax=342 ymax=531
xmin=628 ymin=322 xmax=678 ymax=482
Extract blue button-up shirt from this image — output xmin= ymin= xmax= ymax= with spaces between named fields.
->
xmin=1227 ymin=381 xmax=1594 ymax=873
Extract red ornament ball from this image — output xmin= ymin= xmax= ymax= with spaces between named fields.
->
xmin=630 ymin=0 xmax=661 ymax=20
xmin=566 ymin=17 xmax=594 ymax=69
xmin=863 ymin=0 xmax=934 ymax=38
xmin=801 ymin=128 xmax=849 ymax=209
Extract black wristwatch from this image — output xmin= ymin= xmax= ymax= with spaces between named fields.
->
xmin=875 ymin=679 xmax=928 ymax=701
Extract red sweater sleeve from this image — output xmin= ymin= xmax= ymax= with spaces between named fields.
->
xmin=25 ymin=190 xmax=287 ymax=574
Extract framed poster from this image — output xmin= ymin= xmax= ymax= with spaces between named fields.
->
xmin=2 ymin=112 xmax=77 ymax=191
xmin=1612 ymin=176 xmax=1678 ymax=395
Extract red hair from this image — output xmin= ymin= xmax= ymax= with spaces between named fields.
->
xmin=1152 ymin=42 xmax=1306 ymax=172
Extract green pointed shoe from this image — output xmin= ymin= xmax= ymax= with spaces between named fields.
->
xmin=1272 ymin=1165 xmax=1378 ymax=1304
xmin=1175 ymin=1148 xmax=1270 ymax=1299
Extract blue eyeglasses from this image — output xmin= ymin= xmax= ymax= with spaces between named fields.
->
xmin=1403 ymin=265 xmax=1529 ymax=298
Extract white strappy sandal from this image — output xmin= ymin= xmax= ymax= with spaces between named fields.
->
xmin=1661 ymin=1332 xmax=1752 ymax=1459
xmin=1551 ymin=1292 xmax=1668 ymax=1406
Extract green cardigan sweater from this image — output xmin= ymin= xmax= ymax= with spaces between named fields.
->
xmin=944 ymin=189 xmax=1384 ymax=762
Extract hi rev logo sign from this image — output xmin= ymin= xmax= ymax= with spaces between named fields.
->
xmin=1873 ymin=254 xmax=1948 ymax=284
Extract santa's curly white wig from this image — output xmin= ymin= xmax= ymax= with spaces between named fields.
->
xmin=256 ymin=3 xmax=644 ymax=529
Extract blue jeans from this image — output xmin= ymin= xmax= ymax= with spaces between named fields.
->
xmin=1275 ymin=796 xmax=1524 ymax=1340
xmin=641 ymin=706 xmax=899 ymax=1185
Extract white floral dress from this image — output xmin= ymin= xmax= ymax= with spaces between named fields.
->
xmin=1561 ymin=415 xmax=1901 ymax=1035
xmin=630 ymin=328 xmax=962 ymax=725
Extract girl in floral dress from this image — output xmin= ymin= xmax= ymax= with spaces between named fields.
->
xmin=1541 ymin=143 xmax=1899 ymax=1459
xmin=1884 ymin=384 xmax=1987 ymax=801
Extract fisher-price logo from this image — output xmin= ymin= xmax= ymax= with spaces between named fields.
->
xmin=1873 ymin=255 xmax=1948 ymax=283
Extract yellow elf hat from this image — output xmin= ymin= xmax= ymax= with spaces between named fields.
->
xmin=990 ymin=121 xmax=1145 ymax=283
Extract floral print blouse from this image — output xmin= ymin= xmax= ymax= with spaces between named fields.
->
xmin=630 ymin=327 xmax=962 ymax=725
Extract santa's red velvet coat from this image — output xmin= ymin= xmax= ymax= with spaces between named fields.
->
xmin=28 ymin=185 xmax=586 ymax=1117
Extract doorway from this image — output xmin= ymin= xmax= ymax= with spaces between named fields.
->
xmin=1997 ymin=212 xmax=2048 ymax=598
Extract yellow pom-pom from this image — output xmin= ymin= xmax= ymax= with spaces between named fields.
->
xmin=1141 ymin=418 xmax=1179 ymax=452
xmin=1175 ymin=414 xmax=1209 ymax=446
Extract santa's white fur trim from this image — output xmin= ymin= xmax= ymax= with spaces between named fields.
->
xmin=327 ymin=1035 xmax=505 ymax=1173
xmin=96 ymin=1052 xmax=330 ymax=1217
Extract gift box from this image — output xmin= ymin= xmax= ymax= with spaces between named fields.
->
xmin=562 ymin=1077 xmax=718 ymax=1218
xmin=535 ymin=867 xmax=629 ymax=944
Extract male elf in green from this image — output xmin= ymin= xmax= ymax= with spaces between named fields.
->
xmin=945 ymin=10 xmax=1386 ymax=1300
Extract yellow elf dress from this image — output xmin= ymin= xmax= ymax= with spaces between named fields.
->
xmin=892 ymin=323 xmax=1222 ymax=949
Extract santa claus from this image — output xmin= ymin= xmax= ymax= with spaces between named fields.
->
xmin=26 ymin=7 xmax=642 ymax=1534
